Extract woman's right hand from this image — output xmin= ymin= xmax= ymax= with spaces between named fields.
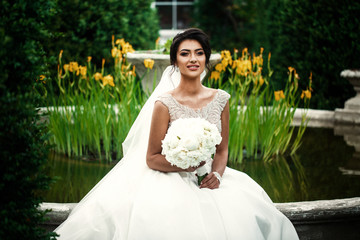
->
xmin=186 ymin=161 xmax=206 ymax=172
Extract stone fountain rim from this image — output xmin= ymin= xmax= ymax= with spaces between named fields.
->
xmin=340 ymin=69 xmax=360 ymax=78
xmin=40 ymin=197 xmax=360 ymax=225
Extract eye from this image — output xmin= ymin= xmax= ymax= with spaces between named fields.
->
xmin=196 ymin=51 xmax=204 ymax=56
xmin=180 ymin=52 xmax=189 ymax=56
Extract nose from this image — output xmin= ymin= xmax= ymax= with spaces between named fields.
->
xmin=190 ymin=53 xmax=197 ymax=63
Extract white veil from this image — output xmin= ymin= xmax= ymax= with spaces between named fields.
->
xmin=122 ymin=66 xmax=179 ymax=158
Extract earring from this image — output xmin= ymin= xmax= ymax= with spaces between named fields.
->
xmin=175 ymin=66 xmax=179 ymax=72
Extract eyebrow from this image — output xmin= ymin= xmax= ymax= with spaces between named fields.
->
xmin=179 ymin=48 xmax=204 ymax=52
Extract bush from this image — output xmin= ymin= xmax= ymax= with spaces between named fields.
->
xmin=0 ymin=93 xmax=55 ymax=240
xmin=270 ymin=0 xmax=360 ymax=109
xmin=45 ymin=0 xmax=160 ymax=67
xmin=193 ymin=0 xmax=256 ymax=51
xmin=194 ymin=0 xmax=360 ymax=109
xmin=0 ymin=0 xmax=56 ymax=239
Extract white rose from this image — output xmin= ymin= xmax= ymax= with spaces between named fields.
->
xmin=183 ymin=137 xmax=200 ymax=151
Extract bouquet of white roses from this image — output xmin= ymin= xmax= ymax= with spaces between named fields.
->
xmin=161 ymin=118 xmax=222 ymax=185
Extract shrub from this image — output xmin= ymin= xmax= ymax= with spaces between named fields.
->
xmin=193 ymin=0 xmax=256 ymax=51
xmin=0 ymin=0 xmax=56 ymax=238
xmin=0 ymin=93 xmax=55 ymax=240
xmin=194 ymin=0 xmax=360 ymax=109
xmin=45 ymin=0 xmax=160 ymax=67
xmin=270 ymin=0 xmax=360 ymax=109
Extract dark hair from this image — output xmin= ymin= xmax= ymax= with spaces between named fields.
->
xmin=170 ymin=28 xmax=211 ymax=70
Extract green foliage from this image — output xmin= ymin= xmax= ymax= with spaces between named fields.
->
xmin=44 ymin=49 xmax=147 ymax=162
xmin=194 ymin=0 xmax=360 ymax=109
xmin=163 ymin=39 xmax=173 ymax=54
xmin=204 ymin=49 xmax=311 ymax=163
xmin=45 ymin=0 xmax=160 ymax=66
xmin=0 ymin=0 xmax=57 ymax=238
xmin=0 ymin=93 xmax=56 ymax=239
xmin=269 ymin=0 xmax=360 ymax=110
xmin=0 ymin=0 xmax=55 ymax=94
xmin=193 ymin=0 xmax=256 ymax=51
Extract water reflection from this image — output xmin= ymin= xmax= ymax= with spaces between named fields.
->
xmin=296 ymin=127 xmax=360 ymax=201
xmin=44 ymin=152 xmax=116 ymax=202
xmin=44 ymin=127 xmax=360 ymax=203
xmin=334 ymin=124 xmax=360 ymax=176
xmin=45 ymin=151 xmax=308 ymax=203
xmin=228 ymin=155 xmax=308 ymax=203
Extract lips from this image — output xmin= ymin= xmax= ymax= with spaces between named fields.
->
xmin=187 ymin=65 xmax=200 ymax=70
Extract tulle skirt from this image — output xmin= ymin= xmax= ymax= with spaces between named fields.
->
xmin=55 ymin=150 xmax=299 ymax=240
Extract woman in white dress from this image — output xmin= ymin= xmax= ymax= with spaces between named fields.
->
xmin=55 ymin=28 xmax=299 ymax=239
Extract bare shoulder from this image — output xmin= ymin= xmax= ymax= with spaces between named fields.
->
xmin=203 ymin=86 xmax=219 ymax=97
xmin=154 ymin=100 xmax=170 ymax=113
xmin=150 ymin=101 xmax=170 ymax=134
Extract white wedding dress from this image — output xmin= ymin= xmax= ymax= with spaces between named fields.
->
xmin=55 ymin=66 xmax=299 ymax=240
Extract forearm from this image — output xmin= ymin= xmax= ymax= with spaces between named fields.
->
xmin=211 ymin=150 xmax=228 ymax=176
xmin=146 ymin=153 xmax=185 ymax=172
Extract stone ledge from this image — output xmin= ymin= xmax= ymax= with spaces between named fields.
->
xmin=276 ymin=197 xmax=360 ymax=240
xmin=334 ymin=108 xmax=360 ymax=124
xmin=293 ymin=109 xmax=335 ymax=128
xmin=40 ymin=197 xmax=360 ymax=240
xmin=274 ymin=197 xmax=360 ymax=222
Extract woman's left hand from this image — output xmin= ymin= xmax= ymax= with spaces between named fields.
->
xmin=199 ymin=172 xmax=220 ymax=189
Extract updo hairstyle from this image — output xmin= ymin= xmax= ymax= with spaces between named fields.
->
xmin=169 ymin=28 xmax=211 ymax=71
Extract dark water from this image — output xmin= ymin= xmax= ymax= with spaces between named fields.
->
xmin=44 ymin=127 xmax=360 ymax=203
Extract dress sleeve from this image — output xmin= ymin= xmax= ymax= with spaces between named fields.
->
xmin=156 ymin=94 xmax=183 ymax=123
xmin=155 ymin=94 xmax=178 ymax=117
xmin=217 ymin=89 xmax=230 ymax=112
xmin=156 ymin=94 xmax=171 ymax=109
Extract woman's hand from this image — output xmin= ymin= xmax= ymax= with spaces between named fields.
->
xmin=185 ymin=161 xmax=206 ymax=172
xmin=199 ymin=172 xmax=221 ymax=189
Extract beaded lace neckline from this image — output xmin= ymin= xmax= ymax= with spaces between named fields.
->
xmin=167 ymin=89 xmax=220 ymax=112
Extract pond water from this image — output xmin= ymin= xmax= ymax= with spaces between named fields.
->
xmin=43 ymin=127 xmax=360 ymax=203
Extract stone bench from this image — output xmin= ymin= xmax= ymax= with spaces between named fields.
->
xmin=40 ymin=197 xmax=360 ymax=240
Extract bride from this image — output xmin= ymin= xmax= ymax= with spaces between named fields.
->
xmin=55 ymin=28 xmax=299 ymax=239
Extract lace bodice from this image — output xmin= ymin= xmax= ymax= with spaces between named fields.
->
xmin=156 ymin=89 xmax=230 ymax=133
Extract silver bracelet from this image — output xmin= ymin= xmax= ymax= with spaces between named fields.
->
xmin=213 ymin=171 xmax=222 ymax=184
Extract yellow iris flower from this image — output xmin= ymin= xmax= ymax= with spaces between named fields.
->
xmin=79 ymin=66 xmax=87 ymax=78
xmin=144 ymin=59 xmax=155 ymax=69
xmin=274 ymin=90 xmax=285 ymax=101
xmin=102 ymin=75 xmax=115 ymax=87
xmin=215 ymin=63 xmax=226 ymax=72
xmin=126 ymin=65 xmax=136 ymax=77
xmin=210 ymin=71 xmax=220 ymax=81
xmin=94 ymin=72 xmax=103 ymax=81
xmin=112 ymin=47 xmax=121 ymax=58
xmin=301 ymin=90 xmax=311 ymax=99
xmin=255 ymin=76 xmax=264 ymax=86
xmin=63 ymin=64 xmax=69 ymax=72
xmin=234 ymin=59 xmax=252 ymax=76
xmin=116 ymin=38 xmax=125 ymax=46
xmin=122 ymin=42 xmax=135 ymax=54
xmin=69 ymin=62 xmax=79 ymax=73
